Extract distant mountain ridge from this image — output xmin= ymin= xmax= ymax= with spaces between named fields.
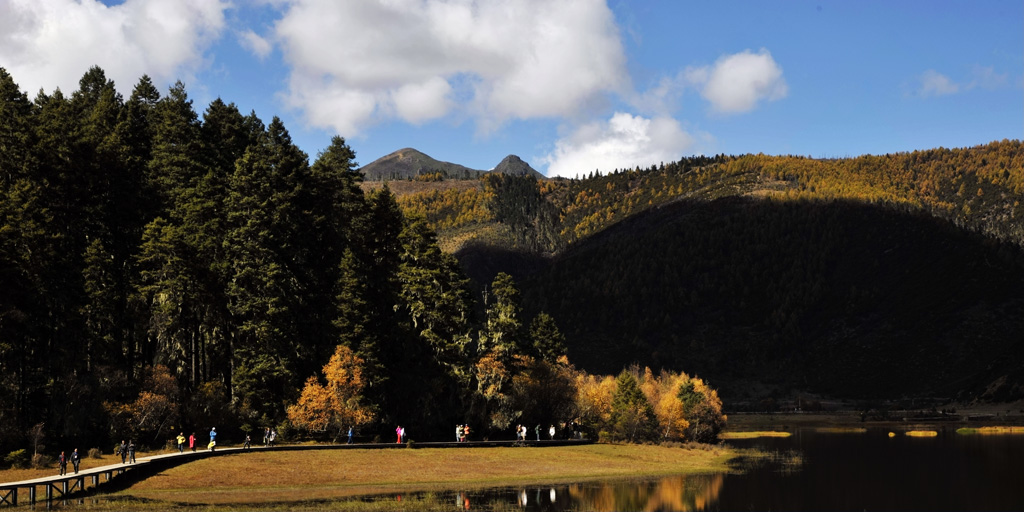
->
xmin=360 ymin=148 xmax=542 ymax=181
xmin=391 ymin=139 xmax=1024 ymax=404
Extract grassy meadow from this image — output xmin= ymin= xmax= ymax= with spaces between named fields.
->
xmin=81 ymin=444 xmax=736 ymax=508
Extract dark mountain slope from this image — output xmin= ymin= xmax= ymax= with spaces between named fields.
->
xmin=486 ymin=197 xmax=1024 ymax=401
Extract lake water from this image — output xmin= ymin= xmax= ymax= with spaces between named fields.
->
xmin=400 ymin=427 xmax=1024 ymax=511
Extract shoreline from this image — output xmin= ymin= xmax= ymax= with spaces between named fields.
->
xmin=90 ymin=444 xmax=738 ymax=508
xmin=724 ymin=400 xmax=1024 ymax=430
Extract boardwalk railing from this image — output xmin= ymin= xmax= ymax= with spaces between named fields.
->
xmin=0 ymin=449 xmax=226 ymax=507
xmin=0 ymin=438 xmax=592 ymax=507
xmin=0 ymin=460 xmax=136 ymax=507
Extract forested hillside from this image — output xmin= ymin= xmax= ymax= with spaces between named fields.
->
xmin=3 ymin=63 xmax=1021 ymax=460
xmin=518 ymin=198 xmax=1024 ymax=401
xmin=397 ymin=141 xmax=1024 ymax=403
xmin=1 ymin=67 xmax=730 ymax=460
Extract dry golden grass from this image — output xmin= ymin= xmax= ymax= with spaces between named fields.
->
xmin=121 ymin=444 xmax=735 ymax=505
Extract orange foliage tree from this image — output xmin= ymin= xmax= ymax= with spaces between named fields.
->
xmin=104 ymin=365 xmax=180 ymax=446
xmin=287 ymin=344 xmax=375 ymax=440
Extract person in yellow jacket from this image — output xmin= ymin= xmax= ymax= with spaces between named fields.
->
xmin=176 ymin=432 xmax=186 ymax=453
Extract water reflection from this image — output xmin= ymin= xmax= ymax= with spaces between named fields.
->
xmin=443 ymin=474 xmax=726 ymax=511
xmin=564 ymin=474 xmax=725 ymax=511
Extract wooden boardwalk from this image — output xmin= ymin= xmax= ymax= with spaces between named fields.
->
xmin=0 ymin=438 xmax=591 ymax=507
xmin=0 ymin=448 xmax=220 ymax=507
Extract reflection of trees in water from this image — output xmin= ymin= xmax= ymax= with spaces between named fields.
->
xmin=565 ymin=474 xmax=724 ymax=511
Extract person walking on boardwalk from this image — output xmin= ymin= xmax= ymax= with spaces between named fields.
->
xmin=71 ymin=448 xmax=80 ymax=474
xmin=269 ymin=428 xmax=277 ymax=446
xmin=535 ymin=424 xmax=541 ymax=441
xmin=176 ymin=432 xmax=186 ymax=453
xmin=456 ymin=424 xmax=462 ymax=442
xmin=209 ymin=427 xmax=217 ymax=451
xmin=58 ymin=451 xmax=66 ymax=475
xmin=263 ymin=427 xmax=270 ymax=447
xmin=127 ymin=441 xmax=136 ymax=463
xmin=347 ymin=426 xmax=353 ymax=444
xmin=119 ymin=440 xmax=127 ymax=464
xmin=396 ymin=425 xmax=401 ymax=443
xmin=463 ymin=424 xmax=469 ymax=442
xmin=549 ymin=425 xmax=555 ymax=440
xmin=243 ymin=434 xmax=251 ymax=451
xmin=189 ymin=432 xmax=196 ymax=452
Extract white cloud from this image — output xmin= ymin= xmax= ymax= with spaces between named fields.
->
xmin=390 ymin=77 xmax=453 ymax=125
xmin=967 ymin=65 xmax=1008 ymax=91
xmin=0 ymin=0 xmax=228 ymax=95
xmin=540 ymin=112 xmax=700 ymax=178
xmin=273 ymin=0 xmax=628 ymax=136
xmin=686 ymin=49 xmax=787 ymax=114
xmin=631 ymin=73 xmax=688 ymax=116
xmin=918 ymin=69 xmax=959 ymax=97
xmin=916 ymin=66 xmax=1010 ymax=98
xmin=239 ymin=29 xmax=272 ymax=60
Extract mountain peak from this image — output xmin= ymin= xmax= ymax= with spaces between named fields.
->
xmin=360 ymin=148 xmax=482 ymax=181
xmin=493 ymin=154 xmax=544 ymax=178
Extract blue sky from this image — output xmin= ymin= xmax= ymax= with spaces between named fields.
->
xmin=1 ymin=1 xmax=1020 ymax=177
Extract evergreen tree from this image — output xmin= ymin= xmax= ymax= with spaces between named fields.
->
xmin=148 ymin=81 xmax=204 ymax=213
xmin=72 ymin=67 xmax=144 ymax=382
xmin=0 ymin=68 xmax=46 ymax=440
xmin=530 ymin=312 xmax=567 ymax=362
xmin=223 ymin=116 xmax=309 ymax=422
xmin=399 ymin=217 xmax=473 ymax=366
xmin=609 ymin=370 xmax=659 ymax=443
xmin=396 ymin=216 xmax=475 ymax=430
xmin=481 ymin=272 xmax=526 ymax=354
xmin=301 ymin=137 xmax=367 ymax=372
xmin=30 ymin=85 xmax=97 ymax=438
xmin=474 ymin=272 xmax=528 ymax=431
xmin=353 ymin=187 xmax=406 ymax=402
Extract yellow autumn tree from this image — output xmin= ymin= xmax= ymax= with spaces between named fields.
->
xmin=287 ymin=344 xmax=375 ymax=440
xmin=648 ymin=372 xmax=692 ymax=441
xmin=676 ymin=375 xmax=726 ymax=443
xmin=636 ymin=368 xmax=726 ymax=443
xmin=574 ymin=372 xmax=616 ymax=437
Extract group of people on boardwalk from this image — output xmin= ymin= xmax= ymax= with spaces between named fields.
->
xmin=174 ymin=431 xmax=200 ymax=452
xmin=515 ymin=424 xmax=557 ymax=442
xmin=263 ymin=427 xmax=278 ymax=447
xmin=56 ymin=449 xmax=80 ymax=475
xmin=455 ymin=424 xmax=470 ymax=442
xmin=117 ymin=440 xmax=136 ymax=464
